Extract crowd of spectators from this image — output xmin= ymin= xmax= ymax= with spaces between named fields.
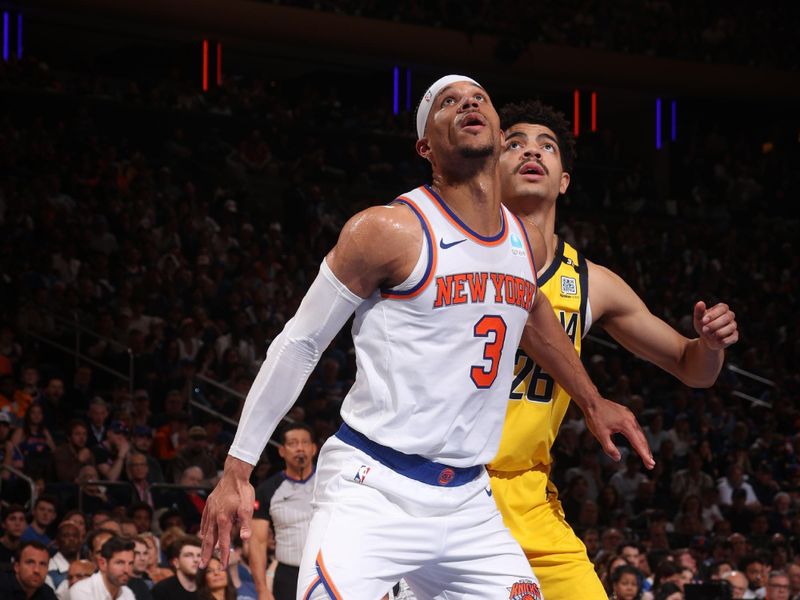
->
xmin=0 ymin=29 xmax=798 ymax=600
xmin=283 ymin=0 xmax=800 ymax=70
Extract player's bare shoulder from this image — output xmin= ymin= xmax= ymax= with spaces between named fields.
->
xmin=585 ymin=258 xmax=648 ymax=322
xmin=327 ymin=203 xmax=424 ymax=298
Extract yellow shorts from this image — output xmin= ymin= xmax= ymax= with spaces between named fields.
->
xmin=489 ymin=466 xmax=607 ymax=600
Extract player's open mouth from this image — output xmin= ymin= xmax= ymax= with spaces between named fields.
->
xmin=458 ymin=112 xmax=486 ymax=132
xmin=518 ymin=161 xmax=546 ymax=179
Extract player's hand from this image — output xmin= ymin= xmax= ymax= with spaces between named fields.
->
xmin=693 ymin=301 xmax=738 ymax=351
xmin=583 ymin=397 xmax=655 ymax=469
xmin=258 ymin=590 xmax=276 ymax=600
xmin=199 ymin=456 xmax=255 ymax=568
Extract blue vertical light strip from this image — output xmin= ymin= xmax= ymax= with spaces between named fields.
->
xmin=17 ymin=13 xmax=21 ymax=59
xmin=655 ymin=98 xmax=662 ymax=149
xmin=671 ymin=100 xmax=677 ymax=142
xmin=3 ymin=12 xmax=8 ymax=62
xmin=405 ymin=67 xmax=412 ymax=111
xmin=392 ymin=66 xmax=399 ymax=115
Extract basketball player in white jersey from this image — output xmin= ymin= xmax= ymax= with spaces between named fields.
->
xmin=199 ymin=75 xmax=653 ymax=600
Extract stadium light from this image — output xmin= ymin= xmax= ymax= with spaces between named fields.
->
xmin=3 ymin=12 xmax=8 ymax=62
xmin=656 ymin=98 xmax=662 ymax=149
xmin=202 ymin=39 xmax=209 ymax=92
xmin=393 ymin=66 xmax=399 ymax=116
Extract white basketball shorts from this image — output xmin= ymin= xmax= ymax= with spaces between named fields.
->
xmin=298 ymin=424 xmax=543 ymax=600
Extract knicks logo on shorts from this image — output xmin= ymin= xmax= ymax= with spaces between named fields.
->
xmin=438 ymin=468 xmax=455 ymax=486
xmin=508 ymin=579 xmax=542 ymax=600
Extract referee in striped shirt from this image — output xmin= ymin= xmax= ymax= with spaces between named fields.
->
xmin=251 ymin=423 xmax=317 ymax=600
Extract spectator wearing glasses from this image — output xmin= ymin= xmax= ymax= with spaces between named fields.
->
xmin=766 ymin=571 xmax=791 ymax=600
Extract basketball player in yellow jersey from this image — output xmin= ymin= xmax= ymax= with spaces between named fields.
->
xmin=491 ymin=100 xmax=740 ymax=600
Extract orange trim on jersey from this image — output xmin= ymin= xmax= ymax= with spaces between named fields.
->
xmin=302 ymin=576 xmax=322 ymax=600
xmin=381 ymin=195 xmax=438 ymax=300
xmin=421 ymin=185 xmax=509 ymax=247
xmin=316 ymin=551 xmax=343 ymax=600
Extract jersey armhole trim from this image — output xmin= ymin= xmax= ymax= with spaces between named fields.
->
xmin=578 ymin=251 xmax=589 ymax=335
xmin=510 ymin=212 xmax=538 ymax=309
xmin=537 ymin=237 xmax=565 ymax=286
xmin=380 ymin=197 xmax=437 ymax=299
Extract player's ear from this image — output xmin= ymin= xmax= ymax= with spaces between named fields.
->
xmin=560 ymin=171 xmax=570 ymax=195
xmin=416 ymin=138 xmax=432 ymax=163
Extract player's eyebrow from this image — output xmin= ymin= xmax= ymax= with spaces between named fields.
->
xmin=537 ymin=133 xmax=560 ymax=147
xmin=505 ymin=131 xmax=528 ymax=142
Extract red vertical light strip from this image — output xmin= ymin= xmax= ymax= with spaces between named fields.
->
xmin=573 ymin=90 xmax=580 ymax=137
xmin=202 ymin=39 xmax=209 ymax=92
xmin=591 ymin=92 xmax=597 ymax=132
xmin=216 ymin=42 xmax=222 ymax=86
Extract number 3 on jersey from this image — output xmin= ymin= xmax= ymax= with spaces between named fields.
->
xmin=470 ymin=315 xmax=507 ymax=389
xmin=510 ymin=350 xmax=554 ymax=402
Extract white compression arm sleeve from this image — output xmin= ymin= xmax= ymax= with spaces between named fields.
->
xmin=228 ymin=259 xmax=363 ymax=465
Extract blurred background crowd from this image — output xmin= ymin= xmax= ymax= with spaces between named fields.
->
xmin=0 ymin=1 xmax=798 ymax=599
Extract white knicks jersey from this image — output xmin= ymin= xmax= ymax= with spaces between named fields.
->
xmin=341 ymin=185 xmax=538 ymax=467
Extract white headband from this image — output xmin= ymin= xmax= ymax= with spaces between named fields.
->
xmin=415 ymin=74 xmax=480 ymax=140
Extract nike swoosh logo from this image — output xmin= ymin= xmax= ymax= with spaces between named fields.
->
xmin=440 ymin=238 xmax=467 ymax=249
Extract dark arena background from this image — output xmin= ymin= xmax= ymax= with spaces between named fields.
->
xmin=0 ymin=2 xmax=798 ymax=599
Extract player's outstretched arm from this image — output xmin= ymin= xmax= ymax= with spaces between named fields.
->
xmin=588 ymin=262 xmax=738 ymax=388
xmin=521 ymin=293 xmax=655 ymax=469
xmin=520 ymin=220 xmax=654 ymax=468
xmin=200 ymin=204 xmax=423 ymax=567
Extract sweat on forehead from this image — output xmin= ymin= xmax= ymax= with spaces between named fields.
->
xmin=415 ymin=74 xmax=481 ymax=139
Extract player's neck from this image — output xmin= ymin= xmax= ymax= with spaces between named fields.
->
xmin=431 ymin=169 xmax=503 ymax=237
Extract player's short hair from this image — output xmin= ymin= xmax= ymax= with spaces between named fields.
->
xmin=279 ymin=422 xmax=315 ymax=445
xmin=500 ymin=100 xmax=577 ymax=173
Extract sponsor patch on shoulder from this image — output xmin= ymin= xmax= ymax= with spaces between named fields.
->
xmin=560 ymin=276 xmax=577 ymax=296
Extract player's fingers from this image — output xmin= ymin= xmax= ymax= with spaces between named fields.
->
xmin=710 ymin=322 xmax=738 ymax=339
xmin=199 ymin=510 xmax=217 ymax=568
xmin=702 ymin=312 xmax=735 ymax=335
xmin=238 ymin=504 xmax=254 ymax=541
xmin=701 ymin=303 xmax=729 ymax=324
xmin=721 ymin=331 xmax=739 ymax=346
xmin=216 ymin=512 xmax=232 ymax=568
xmin=693 ymin=301 xmax=706 ymax=323
xmin=598 ymin=431 xmax=621 ymax=463
xmin=626 ymin=419 xmax=655 ymax=469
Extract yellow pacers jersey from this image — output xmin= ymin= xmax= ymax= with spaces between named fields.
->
xmin=489 ymin=238 xmax=588 ymax=472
